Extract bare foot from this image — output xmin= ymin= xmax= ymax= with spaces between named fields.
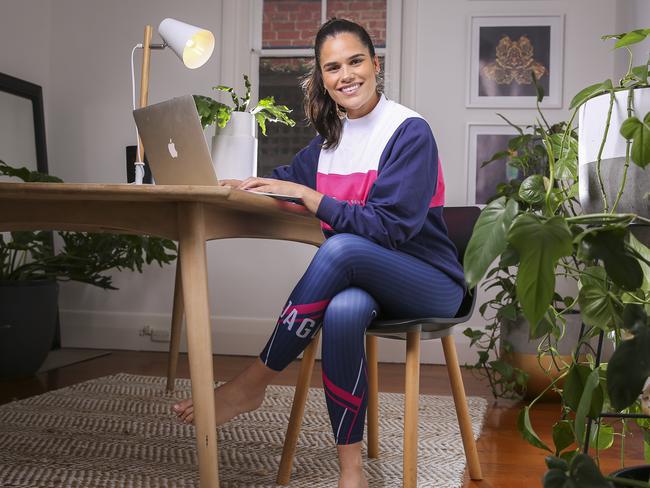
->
xmin=172 ymin=381 xmax=266 ymax=425
xmin=338 ymin=467 xmax=368 ymax=488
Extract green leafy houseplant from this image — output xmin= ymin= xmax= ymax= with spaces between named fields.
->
xmin=0 ymin=160 xmax=177 ymax=288
xmin=463 ymin=29 xmax=650 ymax=487
xmin=463 ymin=115 xmax=578 ymax=400
xmin=193 ymin=74 xmax=296 ymax=135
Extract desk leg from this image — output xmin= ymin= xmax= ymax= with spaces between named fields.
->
xmin=166 ymin=253 xmax=184 ymax=392
xmin=178 ymin=203 xmax=219 ymax=488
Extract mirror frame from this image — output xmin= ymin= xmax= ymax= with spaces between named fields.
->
xmin=0 ymin=72 xmax=49 ymax=174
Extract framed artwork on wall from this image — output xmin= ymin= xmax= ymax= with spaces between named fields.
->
xmin=467 ymin=15 xmax=564 ymax=108
xmin=466 ymin=124 xmax=522 ymax=205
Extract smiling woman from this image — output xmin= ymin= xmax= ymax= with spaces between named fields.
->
xmin=174 ymin=17 xmax=462 ymax=488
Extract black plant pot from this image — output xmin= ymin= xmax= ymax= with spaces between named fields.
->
xmin=0 ymin=280 xmax=58 ymax=379
xmin=610 ymin=465 xmax=650 ymax=482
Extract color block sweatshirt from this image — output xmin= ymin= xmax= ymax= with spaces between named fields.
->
xmin=270 ymin=95 xmax=465 ymax=288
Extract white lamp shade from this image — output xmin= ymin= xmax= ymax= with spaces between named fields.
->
xmin=158 ymin=18 xmax=215 ymax=69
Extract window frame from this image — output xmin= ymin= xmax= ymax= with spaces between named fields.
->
xmin=250 ymin=0 xmax=402 ymax=104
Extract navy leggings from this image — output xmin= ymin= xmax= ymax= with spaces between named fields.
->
xmin=260 ymin=233 xmax=463 ymax=445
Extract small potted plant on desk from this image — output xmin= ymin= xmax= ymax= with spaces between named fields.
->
xmin=0 ymin=160 xmax=177 ymax=379
xmin=463 ymin=28 xmax=650 ymax=486
xmin=194 ymin=74 xmax=296 ymax=180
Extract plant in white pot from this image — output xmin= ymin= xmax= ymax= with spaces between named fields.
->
xmin=573 ymin=29 xmax=650 ymax=237
xmin=194 ymin=74 xmax=296 ymax=180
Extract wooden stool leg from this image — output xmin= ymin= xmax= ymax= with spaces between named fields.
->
xmin=166 ymin=254 xmax=184 ymax=392
xmin=177 ymin=203 xmax=219 ymax=488
xmin=441 ymin=335 xmax=483 ymax=480
xmin=276 ymin=331 xmax=321 ymax=485
xmin=366 ymin=334 xmax=379 ymax=459
xmin=404 ymin=331 xmax=420 ymax=488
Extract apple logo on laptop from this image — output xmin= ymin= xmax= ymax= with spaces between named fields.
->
xmin=167 ymin=138 xmax=178 ymax=158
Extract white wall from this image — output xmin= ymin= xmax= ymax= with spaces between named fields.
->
xmin=615 ymin=0 xmax=650 ymax=76
xmin=1 ymin=0 xmax=635 ymax=364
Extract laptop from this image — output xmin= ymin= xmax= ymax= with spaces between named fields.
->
xmin=132 ymin=95 xmax=302 ymax=203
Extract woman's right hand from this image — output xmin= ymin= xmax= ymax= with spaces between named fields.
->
xmin=218 ymin=179 xmax=243 ymax=188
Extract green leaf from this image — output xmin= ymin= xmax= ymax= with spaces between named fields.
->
xmin=577 ymin=226 xmax=644 ymax=290
xmin=518 ymin=174 xmax=547 ymax=205
xmin=480 ymin=150 xmax=510 ymax=167
xmin=463 ymin=197 xmax=520 ymax=288
xmin=0 ymin=160 xmax=63 ymax=183
xmin=574 ymin=369 xmax=601 ymax=449
xmin=628 ymin=231 xmax=650 ymax=292
xmin=619 ymin=113 xmax=650 ymax=168
xmin=631 ymin=64 xmax=649 ymax=84
xmin=563 ymin=364 xmax=604 ymax=418
xmin=518 ymin=406 xmax=552 ymax=451
xmin=507 ymin=215 xmax=573 ymax=327
xmin=590 ymin=423 xmax=614 ymax=450
xmin=549 ymin=133 xmax=578 ymax=179
xmin=552 ymin=420 xmax=575 ymax=455
xmin=607 ymin=326 xmax=650 ymax=410
xmin=498 ymin=302 xmax=518 ymax=321
xmin=569 ymin=80 xmax=612 ymax=110
xmin=578 ymin=266 xmax=625 ymax=330
xmin=490 ymin=359 xmax=514 ymax=379
xmin=615 ymin=29 xmax=649 ymax=49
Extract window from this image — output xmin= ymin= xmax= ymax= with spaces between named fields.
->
xmin=252 ymin=0 xmax=399 ymax=177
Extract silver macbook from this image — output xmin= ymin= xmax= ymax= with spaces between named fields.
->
xmin=133 ymin=95 xmax=218 ymax=186
xmin=133 ymin=95 xmax=302 ymax=203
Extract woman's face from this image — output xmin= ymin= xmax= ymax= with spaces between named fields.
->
xmin=319 ymin=32 xmax=380 ymax=119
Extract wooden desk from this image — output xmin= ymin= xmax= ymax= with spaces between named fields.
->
xmin=0 ymin=182 xmax=323 ymax=487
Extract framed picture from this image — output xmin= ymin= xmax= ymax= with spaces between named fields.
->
xmin=466 ymin=124 xmax=522 ymax=205
xmin=467 ymin=15 xmax=564 ymax=108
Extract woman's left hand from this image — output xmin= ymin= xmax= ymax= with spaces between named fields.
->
xmin=237 ymin=177 xmax=324 ymax=214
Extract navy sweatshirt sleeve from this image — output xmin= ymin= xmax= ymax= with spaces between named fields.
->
xmin=315 ymin=118 xmax=438 ymax=249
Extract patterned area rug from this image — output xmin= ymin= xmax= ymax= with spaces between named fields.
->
xmin=0 ymin=373 xmax=487 ymax=487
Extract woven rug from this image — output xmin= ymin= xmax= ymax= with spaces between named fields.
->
xmin=0 ymin=373 xmax=488 ymax=487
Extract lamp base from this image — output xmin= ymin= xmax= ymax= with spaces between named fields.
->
xmin=125 ymin=145 xmax=153 ymax=184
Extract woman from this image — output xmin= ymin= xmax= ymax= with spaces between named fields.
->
xmin=173 ymin=18 xmax=465 ymax=488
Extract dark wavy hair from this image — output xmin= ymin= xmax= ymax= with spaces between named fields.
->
xmin=301 ymin=18 xmax=380 ymax=149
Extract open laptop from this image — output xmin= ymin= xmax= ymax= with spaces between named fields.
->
xmin=132 ymin=95 xmax=302 ymax=203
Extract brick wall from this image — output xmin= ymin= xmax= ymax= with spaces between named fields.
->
xmin=263 ymin=0 xmax=386 ymax=49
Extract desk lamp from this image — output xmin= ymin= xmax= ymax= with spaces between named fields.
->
xmin=131 ymin=18 xmax=215 ymax=184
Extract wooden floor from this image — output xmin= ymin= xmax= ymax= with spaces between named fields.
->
xmin=0 ymin=350 xmax=645 ymax=487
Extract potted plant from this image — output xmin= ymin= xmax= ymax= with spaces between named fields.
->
xmin=464 ymin=28 xmax=650 ymax=486
xmin=0 ymin=160 xmax=177 ymax=379
xmin=463 ymin=114 xmax=582 ymax=401
xmin=193 ymin=74 xmax=296 ymax=180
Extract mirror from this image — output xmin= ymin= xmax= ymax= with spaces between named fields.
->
xmin=0 ymin=72 xmax=49 ymax=180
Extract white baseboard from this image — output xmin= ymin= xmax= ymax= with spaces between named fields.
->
xmin=59 ymin=309 xmax=480 ymax=366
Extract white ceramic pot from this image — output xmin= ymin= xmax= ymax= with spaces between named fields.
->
xmin=211 ymin=111 xmax=258 ymax=180
xmin=578 ymin=86 xmax=650 ymax=219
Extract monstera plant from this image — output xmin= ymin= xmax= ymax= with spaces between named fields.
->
xmin=463 ymin=29 xmax=650 ymax=487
